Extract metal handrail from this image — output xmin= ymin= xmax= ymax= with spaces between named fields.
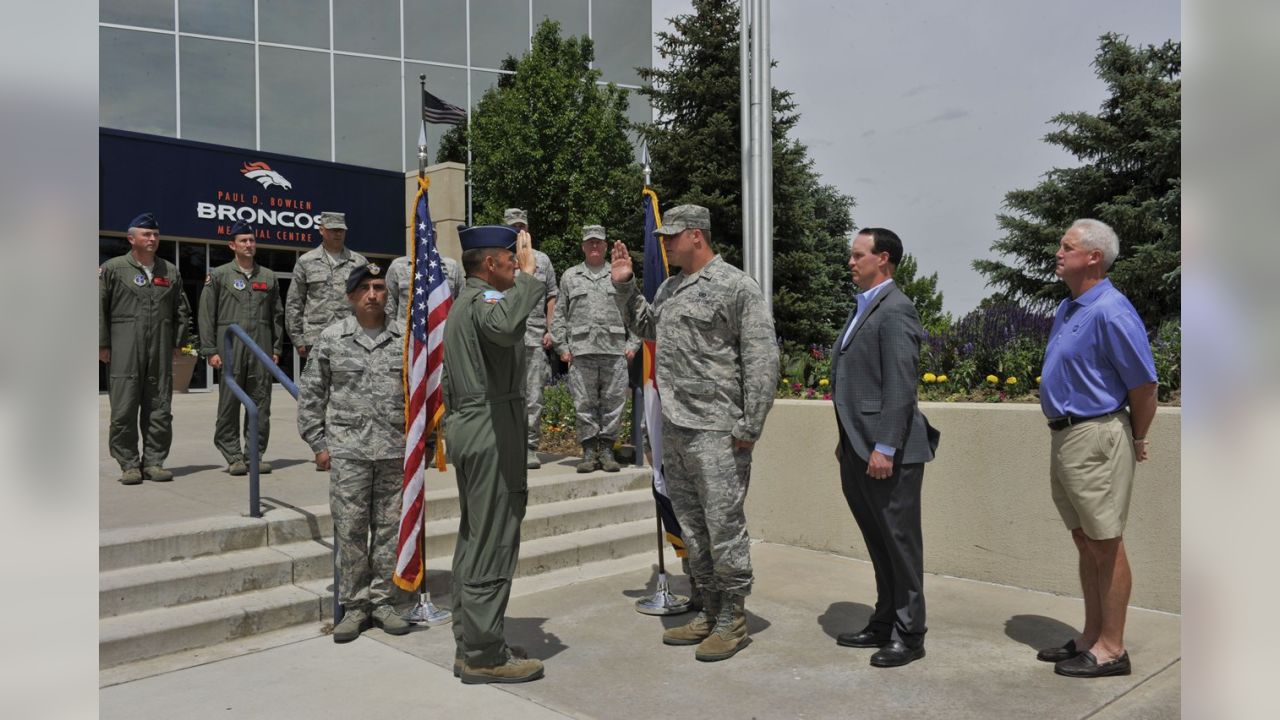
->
xmin=220 ymin=323 xmax=298 ymax=518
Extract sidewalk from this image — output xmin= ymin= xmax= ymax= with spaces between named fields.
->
xmin=99 ymin=391 xmax=1180 ymax=719
xmin=100 ymin=542 xmax=1180 ymax=720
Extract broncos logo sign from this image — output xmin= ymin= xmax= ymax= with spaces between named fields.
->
xmin=240 ymin=161 xmax=293 ymax=190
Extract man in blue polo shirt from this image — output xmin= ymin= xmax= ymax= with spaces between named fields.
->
xmin=1035 ymin=219 xmax=1158 ymax=679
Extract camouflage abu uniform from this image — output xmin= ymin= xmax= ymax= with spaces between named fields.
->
xmin=614 ymin=210 xmax=779 ymax=600
xmin=550 ymin=233 xmax=638 ymax=447
xmin=285 ymin=240 xmax=368 ymax=350
xmin=521 ymin=249 xmax=557 ymax=449
xmin=384 ymin=253 xmax=462 ymax=329
xmin=198 ymin=259 xmax=284 ymax=466
xmin=99 ymin=234 xmax=192 ymax=474
xmin=297 ymin=315 xmax=405 ymax=612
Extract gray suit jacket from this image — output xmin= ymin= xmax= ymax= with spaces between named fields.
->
xmin=829 ymin=283 xmax=940 ymax=465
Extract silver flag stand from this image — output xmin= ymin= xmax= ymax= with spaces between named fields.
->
xmin=406 ymin=591 xmax=452 ymax=625
xmin=635 ymin=511 xmax=690 ymax=615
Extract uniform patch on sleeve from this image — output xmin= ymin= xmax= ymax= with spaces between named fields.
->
xmin=482 ymin=290 xmax=505 ymax=304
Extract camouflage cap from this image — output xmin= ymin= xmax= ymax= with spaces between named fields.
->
xmin=581 ymin=224 xmax=607 ymax=241
xmin=319 ymin=211 xmax=347 ymax=229
xmin=503 ymin=208 xmax=528 ymax=227
xmin=653 ymin=204 xmax=711 ymax=236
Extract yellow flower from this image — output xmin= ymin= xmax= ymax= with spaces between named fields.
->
xmin=986 ymin=374 xmax=999 ymax=384
xmin=1006 ymin=376 xmax=1018 ymax=385
xmin=818 ymin=378 xmax=829 ymax=387
xmin=781 ymin=377 xmax=789 ymax=385
xmin=1035 ymin=375 xmax=1041 ymax=384
xmin=922 ymin=372 xmax=937 ymax=383
xmin=937 ymin=374 xmax=948 ymax=383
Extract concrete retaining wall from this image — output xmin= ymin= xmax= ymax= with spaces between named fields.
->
xmin=747 ymin=401 xmax=1180 ymax=613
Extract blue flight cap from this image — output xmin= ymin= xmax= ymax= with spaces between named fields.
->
xmin=128 ymin=212 xmax=158 ymax=230
xmin=458 ymin=224 xmax=517 ymax=252
xmin=345 ymin=262 xmax=385 ymax=294
xmin=227 ymin=219 xmax=255 ymax=237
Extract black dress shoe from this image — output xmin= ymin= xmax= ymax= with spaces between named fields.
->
xmin=836 ymin=628 xmax=890 ymax=648
xmin=1054 ymin=650 xmax=1131 ymax=678
xmin=1036 ymin=639 xmax=1080 ymax=663
xmin=870 ymin=640 xmax=925 ymax=667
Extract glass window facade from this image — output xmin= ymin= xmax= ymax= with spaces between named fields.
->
xmin=101 ymin=0 xmax=174 ymax=30
xmin=259 ymin=0 xmax=330 ymax=49
xmin=259 ymin=46 xmax=332 ymax=162
xmin=179 ymin=0 xmax=254 ymax=40
xmin=334 ymin=55 xmax=402 ymax=170
xmin=99 ymin=2 xmax=653 ymax=172
xmin=332 ymin=0 xmax=400 ymax=57
xmin=179 ymin=37 xmax=257 ymax=149
xmin=100 ymin=28 xmax=177 ymax=137
xmin=404 ymin=0 xmax=467 ymax=65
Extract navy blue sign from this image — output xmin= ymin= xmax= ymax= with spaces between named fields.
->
xmin=100 ymin=129 xmax=405 ymax=255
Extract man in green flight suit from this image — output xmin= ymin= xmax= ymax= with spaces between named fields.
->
xmin=199 ymin=220 xmax=285 ymax=476
xmin=442 ymin=224 xmax=545 ymax=684
xmin=99 ymin=212 xmax=192 ymax=485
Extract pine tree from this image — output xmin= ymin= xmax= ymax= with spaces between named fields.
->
xmin=973 ymin=34 xmax=1180 ymax=325
xmin=893 ymin=254 xmax=951 ymax=336
xmin=638 ymin=0 xmax=856 ymax=347
xmin=437 ymin=20 xmax=642 ymax=275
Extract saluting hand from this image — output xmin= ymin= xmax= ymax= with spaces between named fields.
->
xmin=515 ymin=230 xmax=536 ymax=275
xmin=610 ymin=240 xmax=633 ymax=283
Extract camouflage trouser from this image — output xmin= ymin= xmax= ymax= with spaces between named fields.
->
xmin=567 ymin=354 xmax=628 ymax=444
xmin=329 ymin=457 xmax=403 ymax=611
xmin=524 ymin=345 xmax=550 ymax=449
xmin=661 ymin=425 xmax=754 ymax=597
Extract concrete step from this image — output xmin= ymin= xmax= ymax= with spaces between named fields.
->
xmin=423 ymin=466 xmax=652 ymax=521
xmin=99 ymin=584 xmax=323 ymax=669
xmin=303 ymin=517 xmax=660 ymax=619
xmin=100 ymin=541 xmax=334 ymax=619
xmin=101 ymin=468 xmax=652 ymax=571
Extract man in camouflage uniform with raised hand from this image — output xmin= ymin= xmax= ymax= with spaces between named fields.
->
xmin=551 ymin=225 xmax=638 ymax=473
xmin=504 ymin=208 xmax=557 ymax=469
xmin=297 ymin=261 xmax=411 ymax=643
xmin=99 ymin=212 xmax=192 ymax=484
xmin=286 ymin=211 xmax=368 ymax=359
xmin=611 ymin=204 xmax=779 ymax=662
xmin=199 ymin=220 xmax=284 ymax=476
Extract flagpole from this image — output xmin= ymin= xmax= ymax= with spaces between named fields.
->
xmin=404 ymin=75 xmax=452 ymax=627
xmin=634 ymin=144 xmax=690 ymax=616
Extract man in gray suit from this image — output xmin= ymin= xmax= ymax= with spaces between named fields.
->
xmin=829 ymin=227 xmax=940 ymax=668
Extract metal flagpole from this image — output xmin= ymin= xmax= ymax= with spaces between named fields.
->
xmin=634 ymin=146 xmax=690 ymax=616
xmin=405 ymin=75 xmax=452 ymax=627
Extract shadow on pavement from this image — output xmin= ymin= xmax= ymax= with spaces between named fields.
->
xmin=506 ymin=617 xmax=567 ymax=661
xmin=167 ymin=464 xmax=222 ymax=478
xmin=1003 ymin=613 xmax=1079 ymax=650
xmin=817 ymin=601 xmax=875 ymax=639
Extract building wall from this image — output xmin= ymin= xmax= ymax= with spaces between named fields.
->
xmin=100 ymin=0 xmax=654 ymax=173
xmin=747 ymin=401 xmax=1182 ymax=613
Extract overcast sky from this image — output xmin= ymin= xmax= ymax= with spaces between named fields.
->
xmin=649 ymin=0 xmax=1180 ymax=315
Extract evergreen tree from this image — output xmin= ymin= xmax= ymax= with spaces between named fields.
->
xmin=893 ymin=254 xmax=951 ymax=335
xmin=438 ymin=20 xmax=642 ymax=275
xmin=974 ymin=34 xmax=1180 ymax=325
xmin=638 ymin=0 xmax=857 ymax=347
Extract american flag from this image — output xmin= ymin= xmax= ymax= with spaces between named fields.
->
xmin=422 ymin=88 xmax=467 ymax=126
xmin=393 ymin=175 xmax=452 ymax=591
xmin=642 ymin=187 xmax=685 ymax=557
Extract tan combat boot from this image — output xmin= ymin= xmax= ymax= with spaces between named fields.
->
xmin=662 ymin=591 xmax=720 ymax=645
xmin=695 ymin=594 xmax=748 ymax=661
xmin=460 ymin=651 xmax=544 ymax=684
xmin=576 ymin=439 xmax=597 ymax=473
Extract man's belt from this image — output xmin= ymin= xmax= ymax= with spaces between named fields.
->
xmin=1046 ymin=408 xmax=1124 ymax=431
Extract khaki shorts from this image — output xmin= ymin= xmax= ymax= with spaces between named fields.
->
xmin=1049 ymin=412 xmax=1136 ymax=540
